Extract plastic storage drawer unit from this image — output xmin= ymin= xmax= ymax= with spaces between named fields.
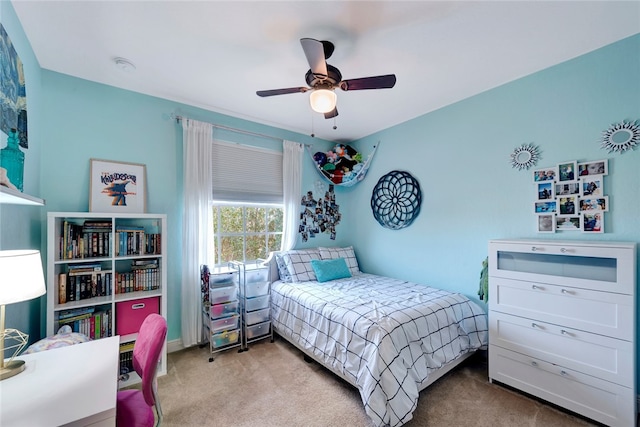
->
xmin=211 ymin=329 xmax=240 ymax=348
xmin=209 ymin=284 xmax=237 ymax=305
xmin=246 ymin=321 xmax=270 ymax=340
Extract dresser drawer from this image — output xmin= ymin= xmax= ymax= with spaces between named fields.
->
xmin=490 ymin=277 xmax=633 ymax=340
xmin=488 ymin=240 xmax=635 ymax=295
xmin=489 ymin=312 xmax=633 ymax=387
xmin=489 ymin=346 xmax=634 ymax=427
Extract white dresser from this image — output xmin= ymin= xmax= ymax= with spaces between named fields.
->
xmin=488 ymin=239 xmax=637 ymax=427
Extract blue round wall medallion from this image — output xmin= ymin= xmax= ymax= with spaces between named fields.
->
xmin=370 ymin=170 xmax=422 ymax=230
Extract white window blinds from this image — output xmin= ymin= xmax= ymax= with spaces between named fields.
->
xmin=211 ymin=140 xmax=283 ymax=203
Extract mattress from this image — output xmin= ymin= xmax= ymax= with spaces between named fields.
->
xmin=271 ymin=273 xmax=488 ymax=427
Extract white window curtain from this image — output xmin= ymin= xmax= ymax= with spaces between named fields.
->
xmin=181 ymin=119 xmax=214 ymax=348
xmin=281 ymin=140 xmax=303 ymax=251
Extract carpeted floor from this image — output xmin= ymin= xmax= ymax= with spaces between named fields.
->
xmin=155 ymin=336 xmax=598 ymax=427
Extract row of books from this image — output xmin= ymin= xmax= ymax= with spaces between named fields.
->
xmin=115 ymin=227 xmax=161 ymax=256
xmin=59 ymin=220 xmax=112 ymax=260
xmin=119 ymin=342 xmax=135 ymax=375
xmin=115 ymin=261 xmax=161 ymax=294
xmin=57 ymin=307 xmax=112 ymax=339
xmin=58 ymin=268 xmax=112 ymax=304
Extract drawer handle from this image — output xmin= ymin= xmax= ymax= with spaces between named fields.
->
xmin=560 ymin=288 xmax=572 ymax=295
xmin=531 ymin=361 xmax=538 ymax=367
xmin=531 ymin=323 xmax=539 ymax=329
xmin=531 ymin=285 xmax=543 ymax=290
xmin=131 ymin=303 xmax=146 ymax=310
xmin=560 ymin=329 xmax=571 ymax=336
xmin=560 ymin=370 xmax=569 ymax=377
xmin=531 ymin=246 xmax=542 ymax=252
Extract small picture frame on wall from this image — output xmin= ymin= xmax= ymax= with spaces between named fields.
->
xmin=533 ymin=167 xmax=556 ymax=183
xmin=579 ymin=196 xmax=608 ymax=212
xmin=536 ymin=181 xmax=554 ymax=200
xmin=534 ymin=200 xmax=557 ymax=214
xmin=556 ymin=216 xmax=581 ymax=231
xmin=557 ymin=161 xmax=577 ymax=182
xmin=537 ymin=214 xmax=555 ymax=233
xmin=555 ymin=182 xmax=579 ymax=196
xmin=577 ymin=159 xmax=608 ymax=177
xmin=89 ymin=159 xmax=147 ymax=213
xmin=558 ymin=195 xmax=578 ymax=215
xmin=582 ymin=212 xmax=604 ymax=233
xmin=580 ymin=176 xmax=604 ymax=197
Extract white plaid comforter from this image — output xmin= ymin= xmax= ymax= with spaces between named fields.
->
xmin=271 ymin=273 xmax=488 ymax=427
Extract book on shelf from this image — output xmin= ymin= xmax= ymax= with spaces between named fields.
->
xmin=58 ymin=271 xmax=112 ymax=303
xmin=60 ymin=219 xmax=113 ymax=259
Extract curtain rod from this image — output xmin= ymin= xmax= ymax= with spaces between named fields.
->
xmin=172 ymin=114 xmax=291 ymax=144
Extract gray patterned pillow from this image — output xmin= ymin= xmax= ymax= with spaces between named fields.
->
xmin=280 ymin=248 xmax=321 ymax=282
xmin=319 ymin=246 xmax=360 ymax=275
xmin=275 ymin=253 xmax=292 ymax=283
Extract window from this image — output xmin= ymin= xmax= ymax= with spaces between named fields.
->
xmin=212 ymin=202 xmax=283 ymax=264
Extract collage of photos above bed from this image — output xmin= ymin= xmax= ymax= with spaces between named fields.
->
xmin=533 ymin=159 xmax=608 ymax=234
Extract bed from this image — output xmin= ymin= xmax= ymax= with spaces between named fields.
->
xmin=266 ymin=246 xmax=488 ymax=427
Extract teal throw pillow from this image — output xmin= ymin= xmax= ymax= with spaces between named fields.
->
xmin=310 ymin=258 xmax=352 ymax=282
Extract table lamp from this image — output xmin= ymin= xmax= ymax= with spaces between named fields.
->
xmin=0 ymin=250 xmax=46 ymax=381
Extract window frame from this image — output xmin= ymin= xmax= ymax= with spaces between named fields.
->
xmin=212 ymin=200 xmax=283 ymax=265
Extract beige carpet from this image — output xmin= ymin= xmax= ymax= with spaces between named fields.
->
xmin=155 ymin=336 xmax=596 ymax=427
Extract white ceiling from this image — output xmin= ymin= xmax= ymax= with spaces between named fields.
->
xmin=11 ymin=1 xmax=640 ymax=142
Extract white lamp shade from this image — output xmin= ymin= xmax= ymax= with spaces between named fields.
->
xmin=0 ymin=250 xmax=46 ymax=305
xmin=309 ymin=89 xmax=337 ymax=113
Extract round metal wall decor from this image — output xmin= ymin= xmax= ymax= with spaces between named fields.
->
xmin=370 ymin=170 xmax=422 ymax=230
xmin=599 ymin=119 xmax=640 ymax=153
xmin=510 ymin=143 xmax=540 ymax=170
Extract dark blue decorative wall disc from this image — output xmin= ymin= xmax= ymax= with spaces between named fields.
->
xmin=370 ymin=170 xmax=422 ymax=230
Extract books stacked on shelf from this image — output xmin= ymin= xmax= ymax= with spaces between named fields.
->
xmin=119 ymin=341 xmax=135 ymax=376
xmin=58 ymin=263 xmax=112 ymax=304
xmin=115 ymin=226 xmax=162 ymax=256
xmin=59 ymin=219 xmax=112 ymax=259
xmin=115 ymin=259 xmax=160 ymax=294
xmin=57 ymin=306 xmax=112 ymax=339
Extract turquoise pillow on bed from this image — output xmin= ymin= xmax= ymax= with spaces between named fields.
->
xmin=310 ymin=258 xmax=352 ymax=282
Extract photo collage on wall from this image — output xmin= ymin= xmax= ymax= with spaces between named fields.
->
xmin=299 ymin=184 xmax=341 ymax=242
xmin=533 ymin=159 xmax=608 ymax=233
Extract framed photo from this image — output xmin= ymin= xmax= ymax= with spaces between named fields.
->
xmin=533 ymin=167 xmax=556 ymax=183
xmin=557 ymin=161 xmax=577 ymax=182
xmin=89 ymin=159 xmax=147 ymax=213
xmin=536 ymin=181 xmax=554 ymax=200
xmin=555 ymin=182 xmax=579 ymax=196
xmin=556 ymin=215 xmax=580 ymax=231
xmin=580 ymin=176 xmax=604 ymax=197
xmin=534 ymin=200 xmax=557 ymax=214
xmin=537 ymin=214 xmax=555 ymax=233
xmin=558 ymin=195 xmax=578 ymax=215
xmin=582 ymin=212 xmax=604 ymax=233
xmin=579 ymin=196 xmax=609 ymax=212
xmin=577 ymin=159 xmax=608 ymax=177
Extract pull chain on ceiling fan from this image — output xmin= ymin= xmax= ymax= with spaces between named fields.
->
xmin=256 ymin=38 xmax=396 ymax=119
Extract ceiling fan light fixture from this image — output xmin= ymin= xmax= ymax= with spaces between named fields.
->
xmin=309 ymin=89 xmax=337 ymax=113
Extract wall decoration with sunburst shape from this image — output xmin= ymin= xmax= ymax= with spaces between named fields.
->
xmin=510 ymin=143 xmax=541 ymax=170
xmin=599 ymin=120 xmax=640 ymax=153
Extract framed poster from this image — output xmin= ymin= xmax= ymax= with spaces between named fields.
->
xmin=89 ymin=159 xmax=147 ymax=213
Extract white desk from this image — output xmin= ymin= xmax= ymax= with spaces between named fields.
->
xmin=0 ymin=336 xmax=119 ymax=427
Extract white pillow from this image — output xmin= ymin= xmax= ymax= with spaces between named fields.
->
xmin=280 ymin=248 xmax=321 ymax=282
xmin=319 ymin=246 xmax=360 ymax=275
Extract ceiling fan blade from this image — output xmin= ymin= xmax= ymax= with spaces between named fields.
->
xmin=339 ymin=74 xmax=397 ymax=91
xmin=324 ymin=107 xmax=338 ymax=119
xmin=256 ymin=87 xmax=308 ymax=97
xmin=300 ymin=38 xmax=328 ymax=78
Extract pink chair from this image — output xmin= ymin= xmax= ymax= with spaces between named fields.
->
xmin=116 ymin=314 xmax=167 ymax=427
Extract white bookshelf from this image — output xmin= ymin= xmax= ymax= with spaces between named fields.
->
xmin=46 ymin=212 xmax=167 ymax=387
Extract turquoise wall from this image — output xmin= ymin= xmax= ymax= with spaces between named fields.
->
xmin=38 ymin=71 xmax=339 ymax=343
xmin=0 ymin=2 xmax=45 ymax=347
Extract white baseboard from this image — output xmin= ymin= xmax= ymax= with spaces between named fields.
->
xmin=167 ymin=338 xmax=186 ymax=353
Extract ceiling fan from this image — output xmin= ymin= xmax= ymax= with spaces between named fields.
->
xmin=256 ymin=38 xmax=396 ymax=119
